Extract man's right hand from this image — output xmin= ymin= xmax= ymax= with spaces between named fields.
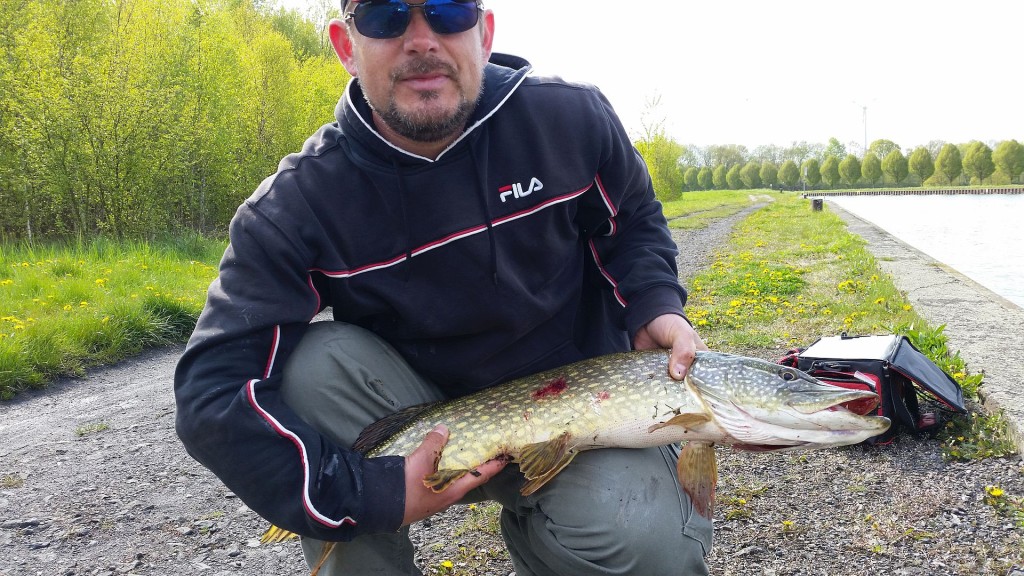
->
xmin=402 ymin=424 xmax=507 ymax=526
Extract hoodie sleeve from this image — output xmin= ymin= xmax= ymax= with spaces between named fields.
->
xmin=576 ymin=89 xmax=688 ymax=339
xmin=173 ymin=193 xmax=406 ymax=541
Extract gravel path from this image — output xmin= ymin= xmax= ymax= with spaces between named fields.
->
xmin=2 ymin=202 xmax=1022 ymax=576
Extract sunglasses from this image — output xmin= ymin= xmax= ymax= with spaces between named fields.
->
xmin=344 ymin=0 xmax=482 ymax=40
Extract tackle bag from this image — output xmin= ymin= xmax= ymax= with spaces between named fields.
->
xmin=779 ymin=333 xmax=968 ymax=444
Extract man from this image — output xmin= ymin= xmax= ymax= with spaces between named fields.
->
xmin=174 ymin=0 xmax=711 ymax=574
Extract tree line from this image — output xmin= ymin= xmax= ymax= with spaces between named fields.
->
xmin=5 ymin=0 xmax=1021 ymax=239
xmin=0 ymin=0 xmax=347 ymax=241
xmin=637 ymin=134 xmax=1024 ymax=201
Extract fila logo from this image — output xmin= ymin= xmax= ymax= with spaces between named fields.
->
xmin=498 ymin=177 xmax=543 ymax=203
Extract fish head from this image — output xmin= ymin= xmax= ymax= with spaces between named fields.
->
xmin=688 ymin=352 xmax=890 ymax=450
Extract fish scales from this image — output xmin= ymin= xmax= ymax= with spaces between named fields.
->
xmin=366 ymin=350 xmax=708 ymax=473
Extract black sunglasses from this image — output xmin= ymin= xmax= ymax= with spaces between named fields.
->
xmin=344 ymin=0 xmax=481 ymax=40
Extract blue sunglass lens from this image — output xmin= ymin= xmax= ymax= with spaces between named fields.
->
xmin=353 ymin=0 xmax=478 ymax=39
xmin=422 ymin=2 xmax=478 ymax=34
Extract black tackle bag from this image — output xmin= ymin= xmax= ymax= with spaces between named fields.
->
xmin=779 ymin=333 xmax=968 ymax=444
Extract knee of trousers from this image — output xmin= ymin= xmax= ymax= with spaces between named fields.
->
xmin=279 ymin=321 xmax=444 ymax=448
xmin=498 ymin=446 xmax=712 ymax=576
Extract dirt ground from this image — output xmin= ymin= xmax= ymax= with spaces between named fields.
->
xmin=2 ymin=202 xmax=1022 ymax=576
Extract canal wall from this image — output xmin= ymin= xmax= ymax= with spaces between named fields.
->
xmin=805 ymin=186 xmax=1024 ymax=197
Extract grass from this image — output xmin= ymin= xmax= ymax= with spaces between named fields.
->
xmin=0 ymin=236 xmax=224 ymax=400
xmin=662 ymin=189 xmax=771 ymax=230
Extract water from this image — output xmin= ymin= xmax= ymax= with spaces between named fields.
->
xmin=827 ymin=194 xmax=1024 ymax=309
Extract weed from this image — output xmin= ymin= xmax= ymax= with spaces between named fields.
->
xmin=75 ymin=422 xmax=110 ymax=437
xmin=1 ymin=474 xmax=24 ymax=488
xmin=983 ymin=485 xmax=1024 ymax=527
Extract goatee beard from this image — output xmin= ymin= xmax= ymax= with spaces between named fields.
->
xmin=371 ymin=57 xmax=481 ymax=144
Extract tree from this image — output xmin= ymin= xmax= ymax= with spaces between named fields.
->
xmin=683 ymin=167 xmax=699 ymax=191
xmin=726 ymin=164 xmax=743 ymax=189
xmin=634 ymin=99 xmax=685 ymax=201
xmin=820 ymin=155 xmax=841 ymax=188
xmin=740 ymin=161 xmax=762 ymax=189
xmin=881 ymin=150 xmax=909 ymax=185
xmin=751 ymin=144 xmax=784 ymax=165
xmin=759 ymin=161 xmax=778 ymax=189
xmin=935 ymin=143 xmax=963 ymax=185
xmin=782 ymin=141 xmax=822 ymax=164
xmin=839 ymin=154 xmax=861 ymax=187
xmin=635 ymin=129 xmax=684 ymax=201
xmin=824 ymin=137 xmax=846 ymax=161
xmin=712 ymin=164 xmax=728 ymax=189
xmin=801 ymin=158 xmax=821 ymax=188
xmin=908 ymin=147 xmax=934 ymax=185
xmin=697 ymin=166 xmax=713 ymax=190
xmin=868 ymin=139 xmax=901 ymax=159
xmin=993 ymin=140 xmax=1024 ymax=183
xmin=962 ymin=141 xmax=995 ymax=185
xmin=861 ymin=152 xmax=882 ymax=185
xmin=778 ymin=160 xmax=800 ymax=189
xmin=706 ymin=144 xmax=748 ymax=170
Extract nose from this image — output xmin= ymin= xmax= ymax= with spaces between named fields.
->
xmin=402 ymin=5 xmax=440 ymax=52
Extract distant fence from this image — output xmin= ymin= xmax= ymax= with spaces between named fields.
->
xmin=804 ymin=187 xmax=1024 ymax=197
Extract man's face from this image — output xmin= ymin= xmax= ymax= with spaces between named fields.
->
xmin=330 ymin=2 xmax=495 ymax=146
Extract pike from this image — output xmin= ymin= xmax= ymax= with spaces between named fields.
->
xmin=263 ymin=349 xmax=890 ymax=573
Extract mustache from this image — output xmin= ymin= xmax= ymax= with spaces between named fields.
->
xmin=391 ymin=56 xmax=458 ymax=82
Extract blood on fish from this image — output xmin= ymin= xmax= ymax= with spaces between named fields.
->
xmin=531 ymin=377 xmax=568 ymax=400
xmin=596 ymin=391 xmax=611 ymax=401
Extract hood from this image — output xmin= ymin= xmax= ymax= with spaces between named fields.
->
xmin=334 ymin=52 xmax=532 ymax=164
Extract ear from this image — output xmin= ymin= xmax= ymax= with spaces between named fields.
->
xmin=480 ymin=10 xmax=495 ymax=61
xmin=328 ymin=19 xmax=359 ymax=77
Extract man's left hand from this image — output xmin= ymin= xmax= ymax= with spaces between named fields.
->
xmin=633 ymin=313 xmax=708 ymax=380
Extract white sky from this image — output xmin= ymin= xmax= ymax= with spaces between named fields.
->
xmin=285 ymin=0 xmax=1022 ymax=152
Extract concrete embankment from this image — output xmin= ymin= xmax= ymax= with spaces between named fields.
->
xmin=809 ymin=186 xmax=1024 ymax=197
xmin=829 ymin=201 xmax=1024 ymax=453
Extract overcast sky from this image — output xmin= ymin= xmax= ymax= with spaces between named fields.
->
xmin=285 ymin=0 xmax=1022 ymax=152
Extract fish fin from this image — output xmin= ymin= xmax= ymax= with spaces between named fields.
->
xmin=677 ymin=441 xmax=718 ymax=520
xmin=260 ymin=524 xmax=298 ymax=544
xmin=423 ymin=468 xmax=470 ymax=492
xmin=518 ymin=431 xmax=578 ymax=496
xmin=352 ymin=402 xmax=441 ymax=454
xmin=647 ymin=412 xmax=713 ymax=433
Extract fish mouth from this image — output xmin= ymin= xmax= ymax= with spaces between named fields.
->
xmin=827 ymin=396 xmax=880 ymax=416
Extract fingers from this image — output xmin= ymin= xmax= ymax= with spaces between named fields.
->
xmin=401 ymin=424 xmax=507 ymax=526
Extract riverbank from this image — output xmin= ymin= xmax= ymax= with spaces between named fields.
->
xmin=829 ymin=200 xmax=1024 ymax=452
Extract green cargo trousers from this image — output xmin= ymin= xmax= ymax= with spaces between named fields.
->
xmin=280 ymin=321 xmax=712 ymax=576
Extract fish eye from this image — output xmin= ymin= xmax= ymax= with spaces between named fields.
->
xmin=779 ymin=369 xmax=796 ymax=381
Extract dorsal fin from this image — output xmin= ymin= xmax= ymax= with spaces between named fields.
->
xmin=352 ymin=402 xmax=439 ymax=454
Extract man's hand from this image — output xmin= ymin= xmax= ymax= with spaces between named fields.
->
xmin=402 ymin=425 xmax=507 ymax=526
xmin=633 ymin=313 xmax=708 ymax=380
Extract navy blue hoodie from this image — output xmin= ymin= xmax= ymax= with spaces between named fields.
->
xmin=174 ymin=53 xmax=687 ymax=541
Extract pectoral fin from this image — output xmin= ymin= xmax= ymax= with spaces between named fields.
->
xmin=647 ymin=412 xmax=713 ymax=434
xmin=517 ymin=431 xmax=578 ymax=496
xmin=423 ymin=469 xmax=471 ymax=492
xmin=677 ymin=441 xmax=718 ymax=520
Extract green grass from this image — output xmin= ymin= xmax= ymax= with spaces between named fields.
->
xmin=662 ymin=189 xmax=771 ymax=230
xmin=0 ymin=236 xmax=224 ymax=400
xmin=681 ymin=193 xmax=925 ymax=349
